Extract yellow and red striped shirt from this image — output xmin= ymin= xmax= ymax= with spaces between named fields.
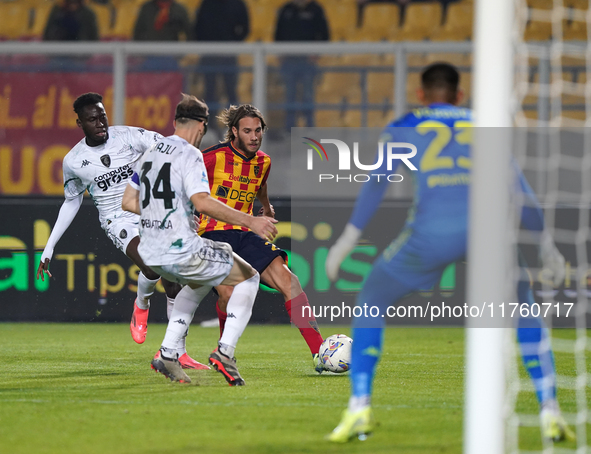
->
xmin=198 ymin=141 xmax=271 ymax=234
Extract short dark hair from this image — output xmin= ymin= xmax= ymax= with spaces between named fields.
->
xmin=174 ymin=93 xmax=209 ymax=125
xmin=73 ymin=92 xmax=103 ymax=116
xmin=421 ymin=63 xmax=460 ymax=94
xmin=218 ymin=104 xmax=267 ymax=142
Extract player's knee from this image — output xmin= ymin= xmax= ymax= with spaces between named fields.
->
xmin=217 ymin=286 xmax=233 ymax=305
xmin=162 ymin=280 xmax=181 ymax=299
xmin=140 ymin=266 xmax=160 ymax=281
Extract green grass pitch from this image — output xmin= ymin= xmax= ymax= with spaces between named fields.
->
xmin=0 ymin=323 xmax=580 ymax=453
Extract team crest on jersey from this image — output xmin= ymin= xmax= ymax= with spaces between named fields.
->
xmin=120 ymin=229 xmax=127 ymax=239
xmin=100 ymin=154 xmax=111 ymax=167
xmin=215 ymin=185 xmax=230 ymax=198
xmin=254 ymin=165 xmax=261 ymax=177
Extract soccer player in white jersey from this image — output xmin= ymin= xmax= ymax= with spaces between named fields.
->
xmin=122 ymin=94 xmax=277 ymax=385
xmin=36 ymin=92 xmax=207 ymax=370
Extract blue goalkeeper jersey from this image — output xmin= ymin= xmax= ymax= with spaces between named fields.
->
xmin=349 ymin=103 xmax=544 ymax=235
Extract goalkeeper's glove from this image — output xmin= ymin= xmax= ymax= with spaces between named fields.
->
xmin=540 ymin=232 xmax=566 ymax=287
xmin=326 ymin=223 xmax=362 ymax=282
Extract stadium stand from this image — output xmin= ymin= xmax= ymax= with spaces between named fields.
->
xmin=523 ymin=0 xmax=553 ymax=41
xmin=0 ymin=1 xmax=33 ymax=40
xmin=432 ymin=1 xmax=473 ymax=41
xmin=29 ymin=2 xmax=55 ymax=40
xmin=1 ymin=0 xmax=584 ymax=126
xmin=247 ymin=0 xmax=276 ymax=41
xmin=87 ymin=1 xmax=113 ymax=39
xmin=356 ymin=3 xmax=400 ymax=41
xmin=323 ymin=0 xmax=358 ymax=41
xmin=398 ymin=2 xmax=443 ymax=41
xmin=110 ymin=0 xmax=141 ymax=40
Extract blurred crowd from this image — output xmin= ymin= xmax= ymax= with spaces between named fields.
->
xmin=36 ymin=0 xmax=461 ymax=42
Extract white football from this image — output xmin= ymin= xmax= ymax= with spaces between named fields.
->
xmin=319 ymin=334 xmax=352 ymax=373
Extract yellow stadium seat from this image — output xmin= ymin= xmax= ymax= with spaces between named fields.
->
xmin=323 ymin=0 xmax=358 ymax=41
xmin=111 ymin=1 xmax=141 ymax=40
xmin=458 ymin=71 xmax=471 ymax=104
xmin=562 ymin=110 xmax=586 ymax=121
xmin=357 ymin=3 xmax=400 ymax=41
xmin=343 ymin=110 xmax=392 ymax=127
xmin=315 ymin=110 xmax=346 ymax=127
xmin=29 ymin=2 xmax=54 ymax=40
xmin=524 ymin=0 xmax=553 ymax=40
xmin=0 ymin=2 xmax=33 ymax=40
xmin=425 ymin=52 xmax=471 ymax=67
xmin=238 ymin=73 xmax=253 ymax=104
xmin=432 ymin=1 xmax=473 ymax=41
xmin=262 ymin=0 xmax=290 ymax=9
xmin=527 ymin=0 xmax=555 ymax=7
xmin=367 ymin=110 xmax=393 ymax=127
xmin=248 ymin=1 xmax=276 ymax=41
xmin=87 ymin=2 xmax=113 ymax=39
xmin=316 ymin=71 xmax=362 ymax=104
xmin=344 ymin=110 xmax=361 ymax=127
xmin=406 ymin=72 xmax=421 ymax=104
xmin=407 ymin=53 xmax=429 ymax=67
xmin=342 ymin=54 xmax=382 ymax=66
xmin=564 ymin=15 xmax=587 ymax=40
xmin=367 ymin=72 xmax=394 ymax=104
xmin=399 ymin=2 xmax=442 ymax=40
xmin=317 ymin=55 xmax=343 ymax=67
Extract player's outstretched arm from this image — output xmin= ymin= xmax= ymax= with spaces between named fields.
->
xmin=325 ymin=224 xmax=362 ymax=282
xmin=36 ymin=194 xmax=84 ymax=281
xmin=191 ymin=192 xmax=278 ymax=242
xmin=325 ymin=166 xmax=389 ymax=282
xmin=256 ymin=183 xmax=275 ymax=218
xmin=122 ymin=183 xmax=140 ymax=215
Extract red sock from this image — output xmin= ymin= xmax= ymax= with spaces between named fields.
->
xmin=216 ymin=300 xmax=227 ymax=339
xmin=285 ymin=292 xmax=323 ymax=355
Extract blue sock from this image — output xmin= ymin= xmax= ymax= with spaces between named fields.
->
xmin=350 ymin=262 xmax=413 ymax=399
xmin=516 ymin=279 xmax=557 ymax=405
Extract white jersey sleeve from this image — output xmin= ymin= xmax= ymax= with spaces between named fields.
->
xmin=126 ymin=127 xmax=163 ymax=155
xmin=62 ymin=155 xmax=87 ymax=199
xmin=181 ymin=147 xmax=211 ymax=199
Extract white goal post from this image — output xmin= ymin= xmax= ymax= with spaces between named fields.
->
xmin=464 ymin=0 xmax=515 ymax=453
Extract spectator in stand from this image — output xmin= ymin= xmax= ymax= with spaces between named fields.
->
xmin=194 ymin=0 xmax=249 ymax=125
xmin=43 ymin=0 xmax=99 ymax=41
xmin=275 ymin=0 xmax=329 ymax=131
xmin=133 ymin=0 xmax=191 ymax=41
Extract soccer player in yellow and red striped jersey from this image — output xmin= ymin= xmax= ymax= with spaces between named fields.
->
xmin=199 ymin=104 xmax=325 ymax=373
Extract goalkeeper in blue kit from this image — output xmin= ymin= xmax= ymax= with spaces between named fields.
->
xmin=325 ymin=63 xmax=574 ymax=443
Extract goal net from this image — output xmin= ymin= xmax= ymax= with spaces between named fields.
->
xmin=468 ymin=0 xmax=590 ymax=452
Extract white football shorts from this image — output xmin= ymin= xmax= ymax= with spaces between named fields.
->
xmin=104 ymin=218 xmax=139 ymax=255
xmin=149 ymin=238 xmax=234 ymax=288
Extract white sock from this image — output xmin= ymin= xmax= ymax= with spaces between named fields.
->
xmin=136 ymin=273 xmax=160 ymax=310
xmin=178 ymin=335 xmax=187 ymax=356
xmin=219 ymin=273 xmax=259 ymax=354
xmin=218 ymin=342 xmax=235 ymax=358
xmin=161 ymin=285 xmax=211 ymax=351
xmin=166 ymin=297 xmax=186 ymax=355
xmin=166 ymin=296 xmax=174 ymax=320
xmin=348 ymin=395 xmax=371 ymax=412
